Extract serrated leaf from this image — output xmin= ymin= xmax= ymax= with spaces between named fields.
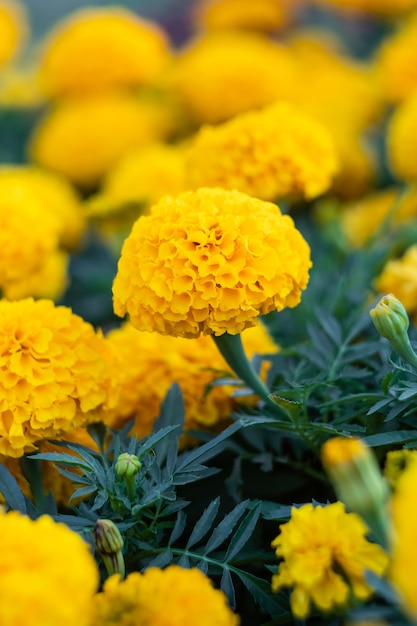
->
xmin=367 ymin=397 xmax=393 ymax=415
xmin=91 ymin=490 xmax=109 ymax=511
xmin=147 ymin=550 xmax=173 ymax=569
xmin=152 ymin=383 xmax=184 ymax=464
xmin=362 ymin=431 xmax=417 ymax=447
xmin=221 ymin=568 xmax=236 ymax=609
xmin=0 ymin=464 xmax=26 ymax=513
xmin=232 ymin=569 xmax=286 ymax=617
xmin=138 ymin=426 xmax=181 ymax=460
xmin=28 ymin=451 xmax=91 ymax=470
xmin=177 ymin=553 xmax=190 ymax=568
xmin=315 ymin=309 xmax=342 ymax=346
xmin=224 ymin=503 xmax=261 ymax=561
xmin=186 ymin=497 xmax=220 ymax=549
xmin=70 ymin=485 xmax=97 ymax=501
xmin=204 ymin=500 xmax=249 ymax=554
xmin=169 ymin=510 xmax=187 ymax=545
xmin=196 ymin=559 xmax=209 ymax=575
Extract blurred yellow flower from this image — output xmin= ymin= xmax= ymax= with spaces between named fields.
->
xmin=376 ymin=13 xmax=417 ymax=104
xmin=37 ymin=7 xmax=171 ymax=98
xmin=374 ymin=245 xmax=417 ymax=320
xmin=91 ymin=567 xmax=239 ymax=626
xmin=0 ymin=511 xmax=98 ymax=626
xmin=0 ymin=0 xmax=27 ymax=67
xmin=390 ymin=457 xmax=417 ymax=617
xmin=186 ymin=101 xmax=338 ymax=201
xmin=2 ymin=249 xmax=69 ymax=301
xmin=169 ymin=30 xmax=298 ymax=124
xmin=105 ymin=322 xmax=277 ymax=442
xmin=28 ymin=92 xmax=175 ymax=188
xmin=384 ymin=449 xmax=417 ymax=489
xmin=387 ymin=92 xmax=417 ymax=182
xmin=0 ymin=298 xmax=113 ymax=457
xmin=0 ymin=63 xmax=44 ymax=107
xmin=193 ymin=0 xmax=292 ymax=32
xmin=271 ymin=502 xmax=388 ymax=619
xmin=113 ymin=188 xmax=311 ymax=338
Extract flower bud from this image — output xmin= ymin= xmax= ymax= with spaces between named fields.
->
xmin=115 ymin=452 xmax=142 ymax=478
xmin=94 ymin=519 xmax=125 ymax=579
xmin=370 ymin=294 xmax=417 ymax=370
xmin=321 ymin=437 xmax=390 ymax=548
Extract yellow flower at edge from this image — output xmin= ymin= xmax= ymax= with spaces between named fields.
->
xmin=384 ymin=449 xmax=417 ymax=489
xmin=193 ymin=0 xmax=292 ymax=33
xmin=0 ymin=0 xmax=27 ymax=67
xmin=91 ymin=566 xmax=239 ymax=626
xmin=374 ymin=245 xmax=417 ymax=321
xmin=0 ymin=510 xmax=98 ymax=626
xmin=387 ymin=91 xmax=417 ymax=182
xmin=37 ymin=7 xmax=171 ymax=98
xmin=186 ymin=101 xmax=339 ymax=201
xmin=2 ymin=248 xmax=69 ymax=301
xmin=28 ymin=91 xmax=175 ymax=189
xmin=271 ymin=502 xmax=388 ymax=619
xmin=112 ymin=188 xmax=312 ymax=338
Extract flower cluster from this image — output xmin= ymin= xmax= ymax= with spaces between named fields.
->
xmin=113 ymin=187 xmax=311 ymax=338
xmin=0 ymin=298 xmax=113 ymax=457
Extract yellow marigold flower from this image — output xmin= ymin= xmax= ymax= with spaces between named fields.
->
xmin=376 ymin=13 xmax=417 ymax=104
xmin=271 ymin=502 xmax=389 ymax=619
xmin=0 ymin=165 xmax=85 ymax=249
xmin=105 ymin=322 xmax=277 ymax=441
xmin=37 ymin=7 xmax=171 ymax=98
xmin=87 ymin=142 xmax=186 ymax=217
xmin=0 ymin=510 xmax=98 ymax=626
xmin=374 ymin=245 xmax=417 ymax=320
xmin=91 ymin=566 xmax=239 ymax=626
xmin=0 ymin=0 xmax=27 ymax=67
xmin=169 ymin=30 xmax=298 ymax=124
xmin=186 ymin=102 xmax=338 ymax=201
xmin=0 ymin=298 xmax=113 ymax=458
xmin=2 ymin=249 xmax=69 ymax=301
xmin=387 ymin=91 xmax=417 ymax=182
xmin=28 ymin=92 xmax=175 ymax=188
xmin=0 ymin=63 xmax=44 ymax=107
xmin=113 ymin=188 xmax=311 ymax=338
xmin=329 ymin=127 xmax=376 ymax=199
xmin=384 ymin=449 xmax=417 ymax=489
xmin=193 ymin=0 xmax=292 ymax=32
xmin=312 ymin=0 xmax=417 ymax=17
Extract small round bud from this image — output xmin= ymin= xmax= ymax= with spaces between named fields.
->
xmin=370 ymin=294 xmax=409 ymax=340
xmin=115 ymin=452 xmax=142 ymax=479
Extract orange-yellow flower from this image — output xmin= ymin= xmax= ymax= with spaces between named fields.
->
xmin=91 ymin=566 xmax=239 ymax=626
xmin=374 ymin=245 xmax=417 ymax=321
xmin=0 ymin=0 xmax=27 ymax=67
xmin=193 ymin=0 xmax=293 ymax=32
xmin=37 ymin=7 xmax=171 ymax=98
xmin=0 ymin=510 xmax=99 ymax=626
xmin=387 ymin=92 xmax=417 ymax=182
xmin=113 ymin=188 xmax=311 ymax=338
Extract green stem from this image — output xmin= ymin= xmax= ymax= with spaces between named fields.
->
xmin=212 ymin=332 xmax=282 ymax=415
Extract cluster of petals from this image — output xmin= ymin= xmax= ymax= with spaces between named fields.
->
xmin=0 ymin=0 xmax=27 ymax=67
xmin=186 ymin=101 xmax=339 ymax=201
xmin=37 ymin=7 xmax=171 ymax=98
xmin=271 ymin=502 xmax=388 ymax=619
xmin=91 ymin=566 xmax=239 ymax=626
xmin=0 ymin=298 xmax=113 ymax=457
xmin=0 ymin=510 xmax=98 ymax=626
xmin=105 ymin=322 xmax=277 ymax=442
xmin=112 ymin=188 xmax=312 ymax=338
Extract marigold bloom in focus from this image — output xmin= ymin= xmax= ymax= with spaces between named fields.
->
xmin=91 ymin=566 xmax=239 ymax=626
xmin=271 ymin=502 xmax=388 ymax=619
xmin=0 ymin=298 xmax=113 ymax=457
xmin=0 ymin=0 xmax=27 ymax=67
xmin=0 ymin=511 xmax=98 ymax=626
xmin=113 ymin=188 xmax=311 ymax=338
xmin=28 ymin=92 xmax=175 ymax=188
xmin=105 ymin=322 xmax=277 ymax=441
xmin=390 ymin=457 xmax=417 ymax=617
xmin=186 ymin=102 xmax=338 ymax=201
xmin=169 ymin=30 xmax=298 ymax=124
xmin=375 ymin=246 xmax=417 ymax=321
xmin=193 ymin=0 xmax=292 ymax=32
xmin=37 ymin=7 xmax=171 ymax=98
xmin=387 ymin=92 xmax=417 ymax=182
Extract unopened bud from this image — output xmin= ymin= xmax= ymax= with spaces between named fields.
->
xmin=115 ymin=453 xmax=142 ymax=478
xmin=94 ymin=519 xmax=125 ymax=579
xmin=370 ymin=294 xmax=417 ymax=370
xmin=322 ymin=437 xmax=390 ymax=549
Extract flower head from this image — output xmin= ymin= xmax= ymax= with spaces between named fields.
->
xmin=37 ymin=7 xmax=171 ymax=98
xmin=375 ymin=248 xmax=417 ymax=320
xmin=28 ymin=92 xmax=175 ymax=188
xmin=0 ymin=510 xmax=98 ymax=626
xmin=0 ymin=0 xmax=27 ymax=67
xmin=113 ymin=188 xmax=311 ymax=338
xmin=193 ymin=0 xmax=292 ymax=32
xmin=105 ymin=322 xmax=277 ymax=442
xmin=91 ymin=566 xmax=239 ymax=626
xmin=387 ymin=91 xmax=417 ymax=182
xmin=0 ymin=298 xmax=113 ymax=457
xmin=186 ymin=101 xmax=338 ymax=201
xmin=169 ymin=30 xmax=298 ymax=124
xmin=271 ymin=502 xmax=389 ymax=619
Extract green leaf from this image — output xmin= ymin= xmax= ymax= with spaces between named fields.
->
xmin=169 ymin=510 xmax=187 ymax=545
xmin=0 ymin=464 xmax=27 ymax=514
xmin=186 ymin=497 xmax=220 ymax=549
xmin=152 ymin=383 xmax=184 ymax=464
xmin=232 ymin=569 xmax=286 ymax=617
xmin=362 ymin=431 xmax=417 ymax=447
xmin=27 ymin=451 xmax=92 ymax=471
xmin=224 ymin=502 xmax=261 ymax=561
xmin=204 ymin=500 xmax=249 ymax=554
xmin=220 ymin=568 xmax=236 ymax=609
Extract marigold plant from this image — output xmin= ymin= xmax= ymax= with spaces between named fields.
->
xmin=37 ymin=7 xmax=171 ymax=98
xmin=91 ymin=566 xmax=239 ymax=626
xmin=186 ymin=101 xmax=338 ymax=201
xmin=0 ymin=511 xmax=98 ymax=626
xmin=271 ymin=502 xmax=389 ymax=619
xmin=0 ymin=298 xmax=113 ymax=457
xmin=113 ymin=188 xmax=311 ymax=338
